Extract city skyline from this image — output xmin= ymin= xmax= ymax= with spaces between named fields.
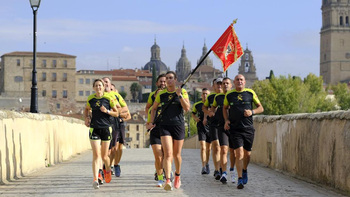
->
xmin=0 ymin=0 xmax=321 ymax=80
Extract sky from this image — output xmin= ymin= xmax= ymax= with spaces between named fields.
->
xmin=0 ymin=0 xmax=322 ymax=80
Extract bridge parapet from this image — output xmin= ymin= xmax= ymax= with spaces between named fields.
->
xmin=0 ymin=110 xmax=89 ymax=184
xmin=184 ymin=110 xmax=350 ymax=194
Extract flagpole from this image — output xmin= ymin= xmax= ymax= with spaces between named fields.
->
xmin=181 ymin=49 xmax=212 ymax=88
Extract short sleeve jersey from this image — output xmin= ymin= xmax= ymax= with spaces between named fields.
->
xmin=203 ymin=93 xmax=216 ymax=126
xmin=212 ymin=93 xmax=226 ymax=126
xmin=223 ymin=88 xmax=260 ymax=129
xmin=108 ymin=91 xmax=127 ymax=107
xmin=155 ymin=88 xmax=188 ymax=125
xmin=87 ymin=92 xmax=116 ymax=128
xmin=192 ymin=100 xmax=205 ymax=121
xmin=146 ymin=90 xmax=162 ymax=123
xmin=147 ymin=91 xmax=156 ymax=106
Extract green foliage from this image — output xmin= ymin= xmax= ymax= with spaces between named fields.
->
xmin=269 ymin=70 xmax=275 ymax=79
xmin=119 ymin=91 xmax=127 ymax=99
xmin=329 ymin=83 xmax=350 ymax=110
xmin=130 ymin=83 xmax=142 ymax=101
xmin=252 ymin=74 xmax=336 ymax=115
xmin=184 ymin=111 xmax=198 ymax=138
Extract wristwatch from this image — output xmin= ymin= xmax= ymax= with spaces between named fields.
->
xmin=178 ymin=94 xmax=183 ymax=99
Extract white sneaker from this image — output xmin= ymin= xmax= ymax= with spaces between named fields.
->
xmin=164 ymin=180 xmax=173 ymax=191
xmin=157 ymin=180 xmax=164 ymax=187
xmin=230 ymin=170 xmax=235 ymax=183
xmin=92 ymin=181 xmax=99 ymax=189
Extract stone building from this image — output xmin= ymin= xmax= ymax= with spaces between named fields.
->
xmin=0 ymin=51 xmax=77 ymax=113
xmin=188 ymin=43 xmax=223 ymax=83
xmin=176 ymin=44 xmax=192 ymax=82
xmin=320 ymin=0 xmax=350 ymax=84
xmin=238 ymin=46 xmax=258 ymax=87
xmin=76 ymin=69 xmax=152 ymax=103
xmin=125 ymin=112 xmax=149 ymax=148
xmin=75 ymin=70 xmax=111 ymax=103
xmin=142 ymin=39 xmax=169 ymax=76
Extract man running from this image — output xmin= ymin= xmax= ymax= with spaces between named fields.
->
xmin=191 ymin=88 xmax=211 ymax=175
xmin=211 ymin=77 xmax=232 ymax=184
xmin=203 ymin=78 xmax=223 ymax=180
xmin=102 ymin=77 xmax=131 ymax=178
xmin=223 ymin=74 xmax=264 ymax=189
xmin=145 ymin=74 xmax=166 ymax=187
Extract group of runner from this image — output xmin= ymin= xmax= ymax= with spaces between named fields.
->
xmin=84 ymin=72 xmax=263 ymax=191
xmin=192 ymin=74 xmax=264 ymax=189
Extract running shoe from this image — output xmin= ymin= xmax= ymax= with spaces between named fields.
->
xmin=98 ymin=170 xmax=104 ymax=185
xmin=164 ymin=180 xmax=173 ymax=191
xmin=105 ymin=171 xmax=112 ymax=183
xmin=220 ymin=172 xmax=227 ymax=184
xmin=157 ymin=179 xmax=164 ymax=187
xmin=242 ymin=170 xmax=248 ymax=184
xmin=206 ymin=163 xmax=210 ymax=175
xmin=93 ymin=180 xmax=99 ymax=189
xmin=201 ymin=166 xmax=207 ymax=174
xmin=230 ymin=168 xmax=235 ymax=183
xmin=214 ymin=170 xmax=221 ymax=180
xmin=165 ymin=171 xmax=174 ymax=182
xmin=154 ymin=172 xmax=158 ymax=181
xmin=174 ymin=175 xmax=181 ymax=189
xmin=237 ymin=178 xmax=244 ymax=189
xmin=111 ymin=165 xmax=114 ymax=175
xmin=115 ymin=165 xmax=121 ymax=177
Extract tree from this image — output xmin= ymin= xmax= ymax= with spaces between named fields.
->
xmin=252 ymin=74 xmax=336 ymax=115
xmin=330 ymin=83 xmax=350 ymax=110
xmin=119 ymin=91 xmax=127 ymax=99
xmin=151 ymin=63 xmax=157 ymax=92
xmin=130 ymin=82 xmax=142 ymax=101
xmin=269 ymin=70 xmax=275 ymax=79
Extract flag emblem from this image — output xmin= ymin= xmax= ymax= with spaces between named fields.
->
xmin=211 ymin=21 xmax=243 ymax=72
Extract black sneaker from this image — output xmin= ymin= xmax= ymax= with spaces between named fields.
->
xmin=154 ymin=172 xmax=158 ymax=181
xmin=206 ymin=164 xmax=210 ymax=175
xmin=214 ymin=170 xmax=221 ymax=180
xmin=220 ymin=172 xmax=227 ymax=184
xmin=201 ymin=167 xmax=207 ymax=174
xmin=237 ymin=178 xmax=244 ymax=189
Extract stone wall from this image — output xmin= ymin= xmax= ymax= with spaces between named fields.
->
xmin=184 ymin=110 xmax=350 ymax=194
xmin=0 ymin=110 xmax=90 ymax=184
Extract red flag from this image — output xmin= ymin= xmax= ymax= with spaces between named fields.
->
xmin=211 ymin=23 xmax=243 ymax=72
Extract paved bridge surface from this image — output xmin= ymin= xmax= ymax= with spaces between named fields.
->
xmin=0 ymin=148 xmax=346 ymax=197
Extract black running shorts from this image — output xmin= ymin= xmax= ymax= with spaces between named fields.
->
xmin=197 ymin=123 xmax=210 ymax=143
xmin=229 ymin=127 xmax=255 ymax=151
xmin=218 ymin=126 xmax=229 ymax=146
xmin=109 ymin=120 xmax=121 ymax=149
xmin=160 ymin=124 xmax=185 ymax=140
xmin=89 ymin=127 xmax=112 ymax=141
xmin=209 ymin=125 xmax=219 ymax=142
xmin=150 ymin=126 xmax=162 ymax=145
xmin=116 ymin=122 xmax=126 ymax=144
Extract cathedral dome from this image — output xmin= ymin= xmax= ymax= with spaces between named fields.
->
xmin=143 ymin=39 xmax=168 ymax=75
xmin=143 ymin=60 xmax=168 ymax=74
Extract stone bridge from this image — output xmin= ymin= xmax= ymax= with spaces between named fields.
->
xmin=0 ymin=110 xmax=349 ymax=196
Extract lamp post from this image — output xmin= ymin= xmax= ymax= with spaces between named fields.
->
xmin=29 ymin=0 xmax=41 ymax=113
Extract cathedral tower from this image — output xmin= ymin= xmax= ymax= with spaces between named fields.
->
xmin=238 ymin=45 xmax=258 ymax=87
xmin=176 ymin=44 xmax=192 ymax=82
xmin=320 ymin=0 xmax=350 ymax=84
